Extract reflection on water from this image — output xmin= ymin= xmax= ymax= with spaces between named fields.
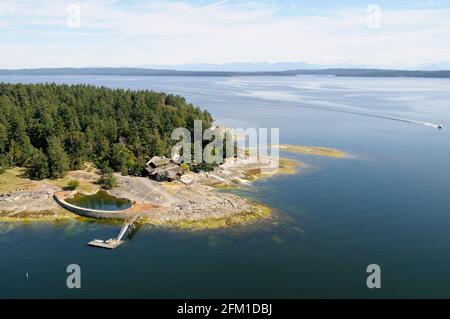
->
xmin=65 ymin=190 xmax=131 ymax=211
xmin=0 ymin=223 xmax=15 ymax=236
xmin=63 ymin=220 xmax=106 ymax=237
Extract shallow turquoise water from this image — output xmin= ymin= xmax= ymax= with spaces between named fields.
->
xmin=1 ymin=75 xmax=450 ymax=298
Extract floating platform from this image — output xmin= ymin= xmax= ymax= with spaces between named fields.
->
xmin=87 ymin=212 xmax=143 ymax=250
xmin=88 ymin=239 xmax=124 ymax=250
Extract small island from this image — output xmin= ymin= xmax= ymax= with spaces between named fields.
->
xmin=0 ymin=83 xmax=348 ymax=230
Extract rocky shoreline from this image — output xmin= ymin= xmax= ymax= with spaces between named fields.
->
xmin=0 ymin=145 xmax=347 ymax=230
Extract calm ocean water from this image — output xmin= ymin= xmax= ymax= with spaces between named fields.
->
xmin=1 ymin=75 xmax=450 ymax=298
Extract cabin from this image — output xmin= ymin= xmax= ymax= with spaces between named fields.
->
xmin=145 ymin=156 xmax=183 ymax=182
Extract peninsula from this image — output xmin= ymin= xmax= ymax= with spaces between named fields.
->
xmin=0 ymin=83 xmax=348 ymax=230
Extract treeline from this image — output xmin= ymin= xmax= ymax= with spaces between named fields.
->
xmin=0 ymin=83 xmax=213 ymax=179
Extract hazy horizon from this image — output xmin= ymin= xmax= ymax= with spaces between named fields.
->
xmin=1 ymin=62 xmax=450 ymax=72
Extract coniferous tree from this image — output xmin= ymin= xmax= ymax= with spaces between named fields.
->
xmin=47 ymin=137 xmax=70 ymax=179
xmin=9 ymin=115 xmax=33 ymax=166
xmin=28 ymin=149 xmax=50 ymax=180
xmin=0 ymin=83 xmax=214 ymax=178
xmin=0 ymin=123 xmax=7 ymax=153
xmin=109 ymin=143 xmax=136 ymax=175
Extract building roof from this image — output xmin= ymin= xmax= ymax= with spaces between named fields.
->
xmin=145 ymin=155 xmax=184 ymax=181
xmin=146 ymin=156 xmax=172 ymax=167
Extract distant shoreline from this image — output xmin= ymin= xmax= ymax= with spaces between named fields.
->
xmin=1 ymin=68 xmax=450 ymax=79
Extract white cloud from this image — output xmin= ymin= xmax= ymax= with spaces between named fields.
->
xmin=0 ymin=0 xmax=450 ymax=68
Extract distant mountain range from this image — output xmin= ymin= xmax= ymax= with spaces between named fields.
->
xmin=140 ymin=62 xmax=450 ymax=72
xmin=138 ymin=62 xmax=372 ymax=72
xmin=0 ymin=67 xmax=450 ymax=78
xmin=419 ymin=61 xmax=450 ymax=71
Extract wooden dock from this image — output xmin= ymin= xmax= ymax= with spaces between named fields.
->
xmin=88 ymin=239 xmax=124 ymax=250
xmin=87 ymin=213 xmax=143 ymax=250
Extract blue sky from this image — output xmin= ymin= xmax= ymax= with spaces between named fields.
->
xmin=0 ymin=0 xmax=450 ymax=68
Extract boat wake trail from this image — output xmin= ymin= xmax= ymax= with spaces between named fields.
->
xmin=297 ymin=102 xmax=443 ymax=130
xmin=366 ymin=114 xmax=442 ymax=129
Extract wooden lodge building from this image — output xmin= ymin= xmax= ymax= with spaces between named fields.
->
xmin=145 ymin=156 xmax=183 ymax=182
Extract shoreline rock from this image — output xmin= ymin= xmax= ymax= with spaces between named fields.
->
xmin=0 ymin=144 xmax=345 ymax=230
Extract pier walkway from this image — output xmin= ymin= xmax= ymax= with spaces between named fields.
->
xmin=88 ymin=212 xmax=144 ymax=250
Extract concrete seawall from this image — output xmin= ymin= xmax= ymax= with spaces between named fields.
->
xmin=54 ymin=191 xmax=150 ymax=220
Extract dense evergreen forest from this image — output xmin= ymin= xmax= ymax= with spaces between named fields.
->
xmin=0 ymin=83 xmax=213 ymax=179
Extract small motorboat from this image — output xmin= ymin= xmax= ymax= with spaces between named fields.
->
xmin=438 ymin=125 xmax=443 ymax=130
